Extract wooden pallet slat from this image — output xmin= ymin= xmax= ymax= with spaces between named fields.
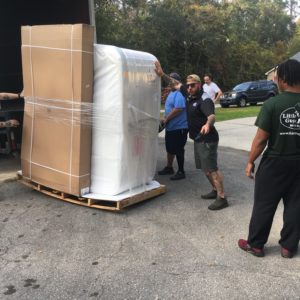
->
xmin=17 ymin=174 xmax=166 ymax=211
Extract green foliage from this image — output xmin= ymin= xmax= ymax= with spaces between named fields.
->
xmin=215 ymin=105 xmax=262 ymax=122
xmin=287 ymin=22 xmax=300 ymax=57
xmin=95 ymin=0 xmax=296 ymax=90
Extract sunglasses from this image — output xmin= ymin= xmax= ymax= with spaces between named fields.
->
xmin=187 ymin=83 xmax=197 ymax=88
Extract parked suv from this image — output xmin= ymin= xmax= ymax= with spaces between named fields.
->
xmin=220 ymin=80 xmax=278 ymax=108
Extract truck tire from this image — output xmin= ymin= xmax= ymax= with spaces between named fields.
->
xmin=238 ymin=98 xmax=247 ymax=107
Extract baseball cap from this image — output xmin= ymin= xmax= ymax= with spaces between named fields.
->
xmin=169 ymin=72 xmax=181 ymax=82
xmin=186 ymin=74 xmax=201 ymax=84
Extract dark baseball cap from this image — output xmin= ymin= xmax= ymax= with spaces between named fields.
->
xmin=169 ymin=72 xmax=181 ymax=82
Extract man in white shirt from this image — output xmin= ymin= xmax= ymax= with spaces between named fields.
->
xmin=203 ymin=74 xmax=222 ymax=104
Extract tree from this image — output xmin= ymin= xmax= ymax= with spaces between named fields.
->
xmin=95 ymin=0 xmax=296 ymax=90
xmin=287 ymin=20 xmax=300 ymax=57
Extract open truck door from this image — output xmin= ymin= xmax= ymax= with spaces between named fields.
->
xmin=0 ymin=0 xmax=95 ymax=154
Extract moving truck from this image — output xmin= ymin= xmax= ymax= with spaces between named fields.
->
xmin=0 ymin=0 xmax=95 ymax=154
xmin=0 ymin=0 xmax=95 ymax=93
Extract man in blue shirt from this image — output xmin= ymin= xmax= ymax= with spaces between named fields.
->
xmin=158 ymin=72 xmax=189 ymax=180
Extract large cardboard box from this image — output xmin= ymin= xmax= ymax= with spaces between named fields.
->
xmin=21 ymin=24 xmax=94 ymax=196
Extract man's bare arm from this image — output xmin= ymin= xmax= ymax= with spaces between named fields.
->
xmin=214 ymin=90 xmax=223 ymax=103
xmin=164 ymin=108 xmax=184 ymax=123
xmin=154 ymin=61 xmax=181 ymax=89
xmin=245 ymin=128 xmax=269 ymax=179
xmin=201 ymin=114 xmax=215 ymax=135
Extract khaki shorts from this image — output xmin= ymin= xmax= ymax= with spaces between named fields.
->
xmin=194 ymin=142 xmax=218 ymax=172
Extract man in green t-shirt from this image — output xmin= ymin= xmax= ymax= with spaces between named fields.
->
xmin=238 ymin=59 xmax=300 ymax=259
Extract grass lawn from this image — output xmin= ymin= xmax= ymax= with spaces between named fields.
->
xmin=215 ymin=105 xmax=262 ymax=122
xmin=160 ymin=103 xmax=262 ymax=122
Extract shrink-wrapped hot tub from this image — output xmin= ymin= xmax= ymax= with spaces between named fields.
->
xmin=90 ymin=44 xmax=161 ymax=196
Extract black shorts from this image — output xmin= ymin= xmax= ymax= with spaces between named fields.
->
xmin=165 ymin=129 xmax=188 ymax=155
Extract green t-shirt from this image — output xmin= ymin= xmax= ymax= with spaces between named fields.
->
xmin=255 ymin=91 xmax=300 ymax=159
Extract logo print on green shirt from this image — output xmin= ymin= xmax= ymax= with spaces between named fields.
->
xmin=280 ymin=103 xmax=300 ymax=130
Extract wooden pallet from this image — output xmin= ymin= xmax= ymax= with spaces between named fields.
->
xmin=17 ymin=174 xmax=166 ymax=211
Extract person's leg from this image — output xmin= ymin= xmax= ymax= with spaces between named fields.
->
xmin=200 ymin=143 xmax=225 ymax=203
xmin=247 ymin=158 xmax=287 ymax=249
xmin=167 ymin=153 xmax=175 ymax=168
xmin=170 ymin=129 xmax=188 ymax=180
xmin=204 ymin=172 xmax=216 ymax=190
xmin=202 ymin=143 xmax=227 ymax=210
xmin=158 ymin=131 xmax=174 ymax=175
xmin=170 ymin=150 xmax=186 ymax=180
xmin=176 ymin=150 xmax=184 ymax=172
xmin=196 ymin=143 xmax=217 ymax=198
xmin=210 ymin=170 xmax=225 ymax=198
xmin=175 ymin=129 xmax=188 ymax=173
xmin=207 ymin=170 xmax=227 ymax=210
xmin=165 ymin=131 xmax=174 ymax=167
xmin=279 ymin=161 xmax=300 ymax=253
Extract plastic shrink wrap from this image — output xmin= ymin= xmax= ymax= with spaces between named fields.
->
xmin=90 ymin=44 xmax=161 ymax=196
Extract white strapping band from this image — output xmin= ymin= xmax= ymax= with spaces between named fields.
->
xmin=29 ymin=27 xmax=35 ymax=180
xmin=30 ymin=161 xmax=90 ymax=178
xmin=22 ymin=44 xmax=93 ymax=55
xmin=69 ymin=25 xmax=75 ymax=193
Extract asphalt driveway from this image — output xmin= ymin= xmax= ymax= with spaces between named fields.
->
xmin=0 ymin=124 xmax=299 ymax=299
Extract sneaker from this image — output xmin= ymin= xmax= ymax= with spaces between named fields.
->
xmin=208 ymin=196 xmax=228 ymax=210
xmin=170 ymin=171 xmax=185 ymax=180
xmin=281 ymin=247 xmax=293 ymax=258
xmin=158 ymin=166 xmax=174 ymax=175
xmin=238 ymin=239 xmax=264 ymax=257
xmin=201 ymin=190 xmax=217 ymax=199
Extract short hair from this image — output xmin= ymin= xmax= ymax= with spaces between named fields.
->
xmin=277 ymin=59 xmax=300 ymax=86
xmin=204 ymin=73 xmax=212 ymax=80
xmin=186 ymin=74 xmax=201 ymax=84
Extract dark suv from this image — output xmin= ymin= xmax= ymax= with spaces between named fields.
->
xmin=220 ymin=80 xmax=278 ymax=108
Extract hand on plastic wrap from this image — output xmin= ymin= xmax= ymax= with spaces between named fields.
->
xmin=154 ymin=61 xmax=164 ymax=77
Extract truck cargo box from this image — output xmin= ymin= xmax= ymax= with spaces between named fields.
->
xmin=0 ymin=0 xmax=95 ymax=155
xmin=0 ymin=0 xmax=95 ymax=93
